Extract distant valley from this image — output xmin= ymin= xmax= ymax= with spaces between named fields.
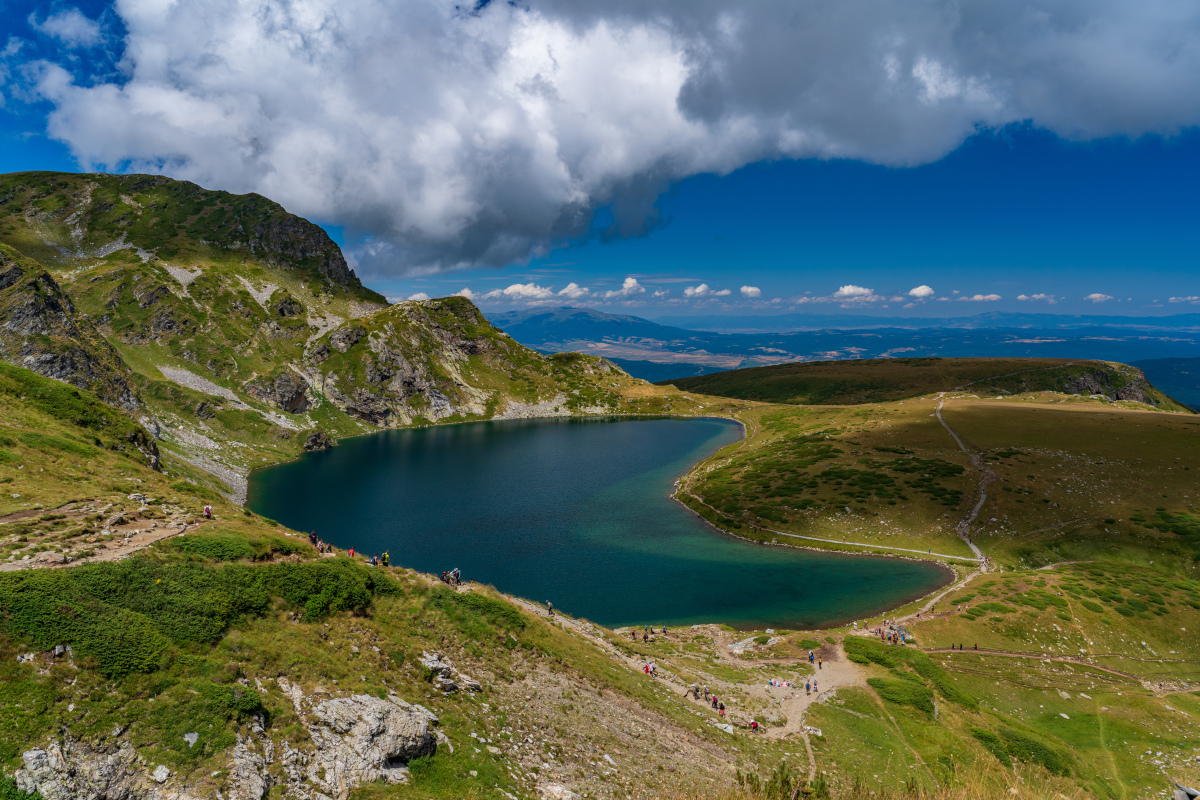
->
xmin=491 ymin=306 xmax=1200 ymax=407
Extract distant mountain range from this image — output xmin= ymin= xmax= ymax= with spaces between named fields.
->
xmin=648 ymin=310 xmax=1200 ymax=332
xmin=490 ymin=307 xmax=1200 ymax=398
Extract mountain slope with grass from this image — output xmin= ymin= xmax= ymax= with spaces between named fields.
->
xmin=0 ymin=172 xmax=675 ymax=497
xmin=2 ymin=359 xmax=1200 ymax=799
xmin=661 ymin=357 xmax=1190 ymax=410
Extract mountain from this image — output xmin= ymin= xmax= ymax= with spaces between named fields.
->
xmin=0 ymin=173 xmax=667 ymax=498
xmin=490 ymin=306 xmax=1200 ymax=382
xmin=659 ymin=356 xmax=1190 ymax=410
xmin=650 ymin=310 xmax=1200 ymax=332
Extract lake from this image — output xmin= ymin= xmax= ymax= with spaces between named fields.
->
xmin=246 ymin=416 xmax=949 ymax=630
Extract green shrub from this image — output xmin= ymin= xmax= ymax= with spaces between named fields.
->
xmin=997 ymin=726 xmax=1071 ymax=776
xmin=755 ymin=635 xmax=771 ymax=645
xmin=867 ymin=677 xmax=934 ymax=714
xmin=843 ymin=636 xmax=897 ymax=668
xmin=0 ymin=558 xmax=398 ymax=677
xmin=908 ymin=652 xmax=977 ymax=710
xmin=970 ymin=728 xmax=1011 ymax=768
xmin=428 ymin=588 xmax=527 ymax=633
xmin=0 ymin=777 xmax=41 ymax=800
xmin=173 ymin=534 xmax=255 ymax=562
xmin=1080 ymin=600 xmax=1104 ymax=613
xmin=798 ymin=638 xmax=823 ymax=650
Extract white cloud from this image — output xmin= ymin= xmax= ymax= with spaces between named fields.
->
xmin=602 ymin=277 xmax=645 ymax=299
xmin=713 ymin=288 xmax=732 ymax=296
xmin=1085 ymin=293 xmax=1114 ymax=303
xmin=29 ymin=9 xmax=102 ymax=48
xmin=1169 ymin=296 xmax=1200 ymax=304
xmin=557 ymin=282 xmax=591 ymax=299
xmin=653 ymin=288 xmax=669 ymax=298
xmin=908 ymin=285 xmax=935 ymax=299
xmin=958 ymin=293 xmax=1002 ymax=301
xmin=833 ymin=284 xmax=874 ymax=299
xmin=405 ymin=292 xmax=431 ymax=301
xmin=482 ymin=282 xmax=556 ymax=301
xmin=684 ymin=284 xmax=711 ymax=298
xmin=454 ymin=287 xmax=475 ymax=300
xmin=740 ymin=285 xmax=761 ymax=298
xmin=31 ymin=0 xmax=1200 ymax=273
xmin=1017 ymin=293 xmax=1057 ymax=304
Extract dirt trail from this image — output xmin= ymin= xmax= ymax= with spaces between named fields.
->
xmin=934 ymin=396 xmax=992 ymax=566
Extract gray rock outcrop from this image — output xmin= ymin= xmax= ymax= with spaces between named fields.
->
xmin=303 ymin=430 xmax=335 ymax=451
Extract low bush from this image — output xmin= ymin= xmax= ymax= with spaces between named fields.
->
xmin=997 ymin=726 xmax=1072 ymax=776
xmin=867 ymin=677 xmax=934 ymax=714
xmin=1080 ymin=600 xmax=1104 ymax=613
xmin=798 ymin=638 xmax=823 ymax=650
xmin=0 ymin=557 xmax=402 ymax=677
xmin=970 ymin=727 xmax=1011 ymax=768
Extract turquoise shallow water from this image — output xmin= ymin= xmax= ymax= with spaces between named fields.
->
xmin=246 ymin=416 xmax=949 ymax=630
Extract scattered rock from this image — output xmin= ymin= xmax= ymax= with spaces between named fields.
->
xmin=329 ymin=325 xmax=366 ymax=353
xmin=183 ymin=733 xmax=198 ymax=748
xmin=541 ymin=784 xmax=578 ymax=800
xmin=152 ymin=765 xmax=170 ymax=783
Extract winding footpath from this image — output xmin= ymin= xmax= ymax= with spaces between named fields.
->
xmin=934 ymin=396 xmax=991 ymax=564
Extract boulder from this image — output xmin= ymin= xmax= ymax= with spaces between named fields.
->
xmin=329 ymin=325 xmax=366 ymax=353
xmin=303 ymin=430 xmax=334 ymax=451
xmin=305 ymin=694 xmax=438 ymax=790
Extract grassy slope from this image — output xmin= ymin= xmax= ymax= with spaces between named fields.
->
xmin=661 ymin=357 xmax=1189 ymax=411
xmin=2 ymin=369 xmax=1199 ymax=799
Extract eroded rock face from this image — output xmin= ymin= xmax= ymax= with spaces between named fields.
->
xmin=0 ymin=244 xmax=141 ymax=411
xmin=17 ymin=687 xmax=439 ymax=800
xmin=245 ymin=371 xmax=311 ymax=413
xmin=307 ymin=694 xmax=437 ymax=788
xmin=16 ymin=736 xmax=150 ymax=800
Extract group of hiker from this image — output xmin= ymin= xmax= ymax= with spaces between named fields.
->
xmin=441 ymin=568 xmax=462 ymax=585
xmin=875 ymin=626 xmax=907 ymax=646
xmin=689 ymin=685 xmax=726 ymax=716
xmin=766 ymin=676 xmax=819 ymax=695
xmin=307 ymin=531 xmax=390 ymax=566
xmin=631 ymin=624 xmax=668 ymax=643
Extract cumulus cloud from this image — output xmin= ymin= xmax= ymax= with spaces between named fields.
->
xmin=832 ymin=285 xmax=874 ymax=299
xmin=454 ymin=288 xmax=475 ymax=300
xmin=29 ymin=0 xmax=1200 ymax=273
xmin=740 ymin=285 xmax=761 ymax=298
xmin=653 ymin=288 xmax=669 ymax=298
xmin=482 ymin=282 xmax=556 ymax=301
xmin=1085 ymin=293 xmax=1114 ymax=303
xmin=405 ymin=292 xmax=431 ymax=301
xmin=29 ymin=9 xmax=103 ymax=48
xmin=908 ymin=285 xmax=935 ymax=299
xmin=958 ymin=293 xmax=1002 ymax=301
xmin=684 ymin=284 xmax=712 ymax=298
xmin=557 ymin=282 xmax=591 ymax=299
xmin=602 ymin=277 xmax=646 ymax=299
xmin=1169 ymin=296 xmax=1200 ymax=304
xmin=1018 ymin=293 xmax=1057 ymax=303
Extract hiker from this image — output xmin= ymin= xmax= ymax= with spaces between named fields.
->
xmin=718 ymin=701 xmax=725 ymax=717
xmin=348 ymin=547 xmax=355 ymax=558
xmin=630 ymin=629 xmax=637 ymax=640
xmin=813 ymin=679 xmax=818 ymax=693
xmin=662 ymin=625 xmax=667 ymax=634
xmin=974 ymin=643 xmax=977 ymax=650
xmin=750 ymin=720 xmax=758 ymax=732
xmin=644 ymin=664 xmax=650 ymax=675
xmin=818 ymin=656 xmax=822 ymax=670
xmin=382 ymin=551 xmax=390 ymax=567
xmin=643 ymin=632 xmax=648 ymax=643
xmin=547 ymin=601 xmax=554 ymax=616
xmin=309 ymin=531 xmax=317 ymax=546
xmin=703 ymin=685 xmax=709 ymax=701
xmin=809 ymin=650 xmax=815 ymax=663
xmin=805 ymin=680 xmax=811 ymax=695
xmin=204 ymin=505 xmax=212 ymax=519
xmin=711 ymin=696 xmax=718 ymax=710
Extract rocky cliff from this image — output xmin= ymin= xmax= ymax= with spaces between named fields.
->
xmin=0 ymin=243 xmax=139 ymax=410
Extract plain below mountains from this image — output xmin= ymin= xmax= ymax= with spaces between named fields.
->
xmin=492 ymin=306 xmax=1200 ymax=385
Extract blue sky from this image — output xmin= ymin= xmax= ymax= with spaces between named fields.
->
xmin=3 ymin=1 xmax=1200 ymax=317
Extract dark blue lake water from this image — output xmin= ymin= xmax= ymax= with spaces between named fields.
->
xmin=247 ymin=416 xmax=948 ymax=630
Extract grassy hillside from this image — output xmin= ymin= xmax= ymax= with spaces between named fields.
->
xmin=2 ymin=367 xmax=1199 ymax=800
xmin=662 ymin=357 xmax=1190 ymax=411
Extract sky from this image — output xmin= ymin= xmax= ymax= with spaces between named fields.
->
xmin=2 ymin=0 xmax=1199 ymax=317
